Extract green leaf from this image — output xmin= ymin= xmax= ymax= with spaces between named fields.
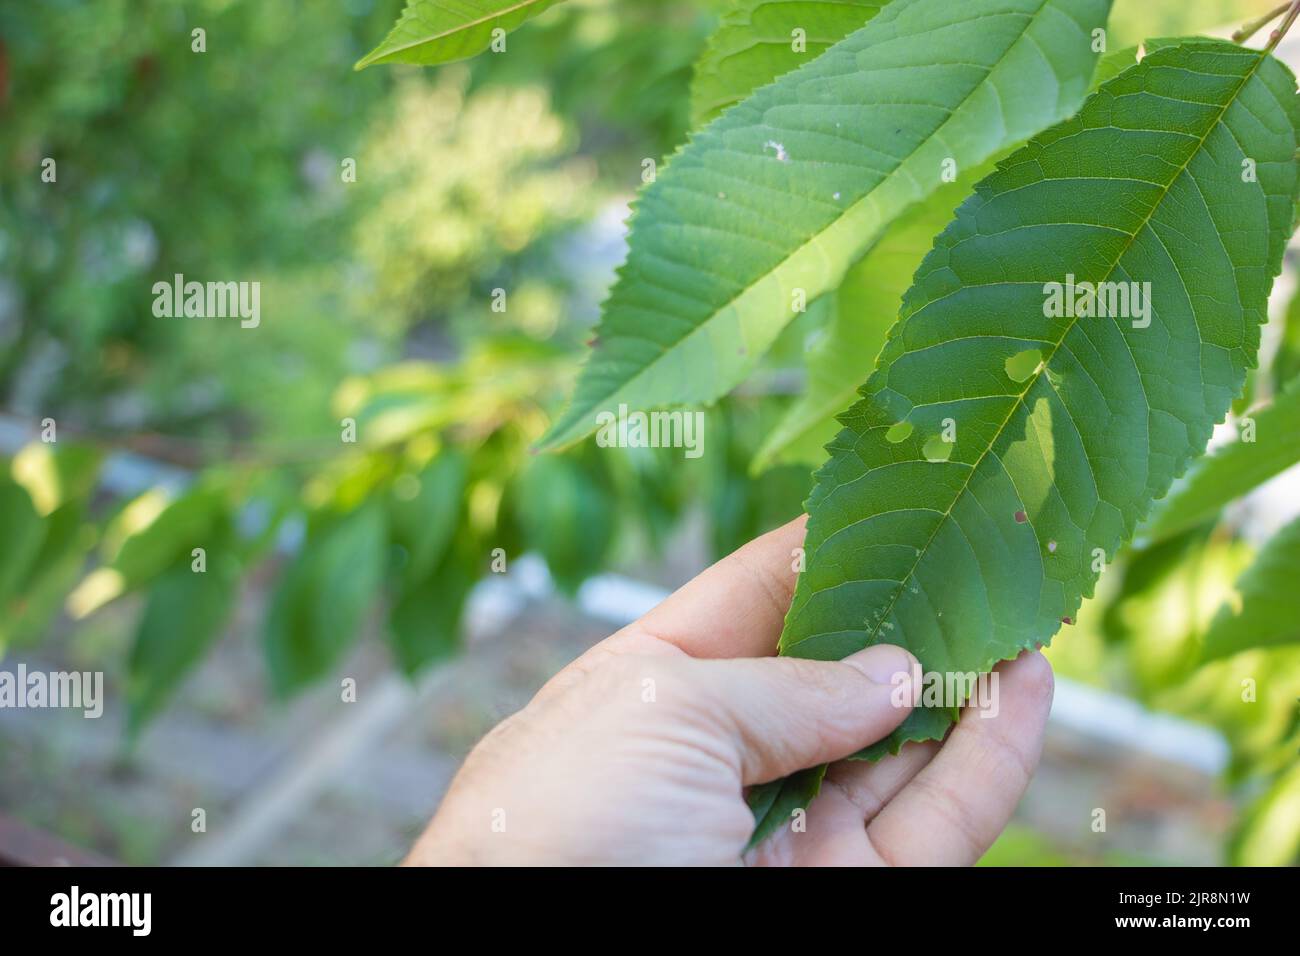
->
xmin=1089 ymin=39 xmax=1180 ymax=88
xmin=388 ymin=543 xmax=476 ymax=675
xmin=744 ymin=764 xmax=825 ymax=851
xmin=1201 ymin=515 xmax=1300 ymax=663
xmin=690 ymin=0 xmax=888 ymax=126
xmin=106 ymin=486 xmax=227 ymax=589
xmin=0 ymin=478 xmax=46 ymax=614
xmin=1231 ymin=762 xmax=1300 ymax=866
xmin=389 ymin=450 xmax=468 ymax=584
xmin=741 ymin=40 xmax=1177 ymax=477
xmin=126 ymin=554 xmax=241 ymax=736
xmin=755 ymin=165 xmax=991 ymax=469
xmin=538 ymin=0 xmax=1111 ymax=452
xmin=2 ymin=444 xmax=102 ymax=639
xmin=1104 ymin=528 xmax=1250 ymax=694
xmin=512 ymin=452 xmax=616 ymax=593
xmin=264 ymin=502 xmax=389 ymax=696
xmin=1 ymin=503 xmax=97 ymax=648
xmin=355 ymin=0 xmax=565 ymax=70
xmin=705 ymin=406 xmax=810 ymax=555
xmin=10 ymin=442 xmax=102 ymax=517
xmin=1271 ymin=281 xmax=1300 ymax=391
xmin=762 ymin=40 xmax=1300 ymax=838
xmin=1089 ymin=43 xmax=1140 ymax=87
xmin=1145 ymin=383 xmax=1300 ymax=543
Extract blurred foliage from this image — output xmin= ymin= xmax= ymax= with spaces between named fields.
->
xmin=354 ymin=69 xmax=595 ymax=341
xmin=0 ymin=0 xmax=402 ymax=428
xmin=0 ymin=0 xmax=730 ymax=727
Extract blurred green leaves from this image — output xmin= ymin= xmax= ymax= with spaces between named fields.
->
xmin=0 ymin=479 xmax=46 ymax=615
xmin=1232 ymin=762 xmax=1300 ymax=866
xmin=354 ymin=71 xmax=595 ymax=340
xmin=265 ymin=501 xmax=389 ymax=697
xmin=127 ymin=554 xmax=241 ymax=737
xmin=1146 ymin=383 xmax=1300 ymax=544
xmin=1 ymin=444 xmax=102 ymax=649
xmin=1201 ymin=515 xmax=1300 ymax=663
xmin=511 ymin=451 xmax=616 ymax=594
xmin=389 ymin=450 xmax=469 ymax=585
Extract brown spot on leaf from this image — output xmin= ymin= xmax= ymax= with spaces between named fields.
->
xmin=1014 ymin=510 xmax=1027 ymax=523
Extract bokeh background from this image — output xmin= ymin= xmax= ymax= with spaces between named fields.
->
xmin=1 ymin=0 xmax=1298 ymax=865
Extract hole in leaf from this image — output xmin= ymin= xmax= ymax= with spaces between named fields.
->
xmin=885 ymin=421 xmax=913 ymax=443
xmin=922 ymin=435 xmax=952 ymax=462
xmin=1005 ymin=348 xmax=1043 ymax=383
xmin=1047 ymin=539 xmax=1057 ymax=553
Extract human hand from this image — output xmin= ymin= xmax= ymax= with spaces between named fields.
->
xmin=405 ymin=516 xmax=1054 ymax=866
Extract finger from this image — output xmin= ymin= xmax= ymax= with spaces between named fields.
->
xmin=755 ymin=741 xmax=941 ymax=866
xmin=865 ymin=650 xmax=1054 ymax=866
xmin=691 ymin=643 xmax=917 ymax=784
xmin=617 ymin=515 xmax=807 ymax=659
xmin=824 ymin=739 xmax=942 ymax=821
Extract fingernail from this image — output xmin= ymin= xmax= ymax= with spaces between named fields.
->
xmin=842 ymin=644 xmax=916 ymax=686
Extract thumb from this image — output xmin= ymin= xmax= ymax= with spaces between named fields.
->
xmin=692 ymin=644 xmax=918 ymax=785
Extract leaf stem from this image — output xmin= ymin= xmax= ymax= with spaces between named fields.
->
xmin=1265 ymin=0 xmax=1300 ymax=51
xmin=1233 ymin=2 xmax=1292 ymax=44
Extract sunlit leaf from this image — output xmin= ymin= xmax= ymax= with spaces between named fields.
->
xmin=104 ymin=486 xmax=227 ymax=590
xmin=1231 ymin=761 xmax=1300 ymax=866
xmin=10 ymin=442 xmax=101 ymax=517
xmin=689 ymin=0 xmax=887 ymax=126
xmin=754 ymin=166 xmax=990 ymax=470
xmin=538 ymin=0 xmax=1111 ymax=451
xmin=0 ymin=478 xmax=46 ymax=616
xmin=356 ymin=0 xmax=566 ymax=70
xmin=0 ymin=503 xmax=97 ymax=648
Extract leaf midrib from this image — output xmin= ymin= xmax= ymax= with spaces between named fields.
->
xmin=359 ymin=0 xmax=544 ymax=65
xmin=806 ymin=47 xmax=1269 ymax=655
xmin=557 ymin=0 xmax=1057 ymax=445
